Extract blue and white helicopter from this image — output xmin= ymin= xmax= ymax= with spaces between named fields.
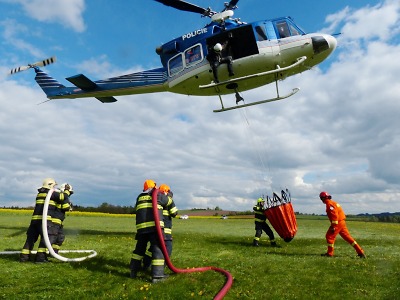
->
xmin=9 ymin=0 xmax=337 ymax=112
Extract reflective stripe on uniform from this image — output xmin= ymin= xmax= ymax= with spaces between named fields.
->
xmin=136 ymin=203 xmax=153 ymax=210
xmin=137 ymin=221 xmax=156 ymax=230
xmin=152 ymin=259 xmax=165 ymax=266
xmin=132 ymin=253 xmax=143 ymax=260
xmin=52 ymin=218 xmax=62 ymax=225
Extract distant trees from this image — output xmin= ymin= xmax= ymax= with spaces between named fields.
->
xmin=73 ymin=202 xmax=135 ymax=214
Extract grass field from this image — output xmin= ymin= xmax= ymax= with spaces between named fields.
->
xmin=1 ymin=209 xmax=399 ymax=299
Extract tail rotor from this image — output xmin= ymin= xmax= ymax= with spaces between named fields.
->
xmin=9 ymin=56 xmax=56 ymax=75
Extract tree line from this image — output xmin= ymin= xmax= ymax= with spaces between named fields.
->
xmin=2 ymin=204 xmax=400 ymax=223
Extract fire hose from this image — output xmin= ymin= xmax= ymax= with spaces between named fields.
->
xmin=40 ymin=188 xmax=97 ymax=262
xmin=0 ymin=189 xmax=97 ymax=261
xmin=152 ymin=188 xmax=233 ymax=299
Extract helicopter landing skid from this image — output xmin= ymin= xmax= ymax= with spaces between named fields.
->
xmin=213 ymin=87 xmax=300 ymax=113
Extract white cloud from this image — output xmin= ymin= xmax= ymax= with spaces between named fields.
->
xmin=1 ymin=19 xmax=45 ymax=58
xmin=13 ymin=0 xmax=86 ymax=32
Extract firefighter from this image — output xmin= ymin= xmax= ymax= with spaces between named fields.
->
xmin=206 ymin=41 xmax=234 ymax=83
xmin=130 ymin=179 xmax=170 ymax=283
xmin=162 ymin=185 xmax=178 ymax=258
xmin=143 ymin=184 xmax=178 ymax=270
xmin=319 ymin=191 xmax=366 ymax=258
xmin=20 ymin=178 xmax=70 ymax=263
xmin=51 ymin=183 xmax=73 ymax=254
xmin=253 ymin=197 xmax=277 ymax=247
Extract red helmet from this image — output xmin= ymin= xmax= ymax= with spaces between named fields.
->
xmin=319 ymin=191 xmax=331 ymax=200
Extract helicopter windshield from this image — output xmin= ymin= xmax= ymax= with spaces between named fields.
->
xmin=275 ymin=19 xmax=304 ymax=39
xmin=254 ymin=18 xmax=305 ymax=41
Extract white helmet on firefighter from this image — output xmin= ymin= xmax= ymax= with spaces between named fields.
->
xmin=42 ymin=178 xmax=57 ymax=189
xmin=213 ymin=43 xmax=222 ymax=52
xmin=60 ymin=183 xmax=73 ymax=194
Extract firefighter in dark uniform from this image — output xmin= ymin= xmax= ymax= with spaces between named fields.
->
xmin=20 ymin=178 xmax=71 ymax=262
xmin=51 ymin=183 xmax=73 ymax=254
xmin=130 ymin=179 xmax=170 ymax=283
xmin=206 ymin=41 xmax=234 ymax=83
xmin=143 ymin=184 xmax=178 ymax=270
xmin=161 ymin=185 xmax=178 ymax=257
xmin=253 ymin=197 xmax=277 ymax=247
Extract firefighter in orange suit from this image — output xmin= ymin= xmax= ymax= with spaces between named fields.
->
xmin=319 ymin=191 xmax=366 ymax=258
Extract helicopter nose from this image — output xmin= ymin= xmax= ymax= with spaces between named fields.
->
xmin=312 ymin=35 xmax=337 ymax=54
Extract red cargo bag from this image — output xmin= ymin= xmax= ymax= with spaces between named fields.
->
xmin=264 ymin=189 xmax=297 ymax=242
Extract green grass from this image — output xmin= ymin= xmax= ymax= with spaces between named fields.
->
xmin=1 ymin=210 xmax=399 ymax=299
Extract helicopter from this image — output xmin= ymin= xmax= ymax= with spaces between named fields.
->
xmin=9 ymin=0 xmax=337 ymax=113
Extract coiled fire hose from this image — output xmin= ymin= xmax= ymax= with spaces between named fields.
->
xmin=152 ymin=188 xmax=233 ymax=299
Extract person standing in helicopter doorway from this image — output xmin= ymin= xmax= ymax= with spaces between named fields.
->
xmin=319 ymin=191 xmax=366 ymax=258
xmin=206 ymin=39 xmax=234 ymax=83
xmin=253 ymin=197 xmax=277 ymax=247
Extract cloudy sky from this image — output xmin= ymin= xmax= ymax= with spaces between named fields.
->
xmin=1 ymin=0 xmax=399 ymax=215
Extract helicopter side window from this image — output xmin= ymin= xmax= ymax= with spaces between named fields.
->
xmin=276 ymin=21 xmax=290 ymax=39
xmin=255 ymin=25 xmax=268 ymax=41
xmin=184 ymin=44 xmax=203 ymax=68
xmin=168 ymin=54 xmax=184 ymax=76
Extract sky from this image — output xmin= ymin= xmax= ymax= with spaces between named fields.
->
xmin=1 ymin=0 xmax=400 ymax=215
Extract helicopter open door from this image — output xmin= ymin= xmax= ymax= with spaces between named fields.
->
xmin=206 ymin=24 xmax=259 ymax=60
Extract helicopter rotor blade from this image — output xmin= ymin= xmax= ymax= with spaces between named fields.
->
xmin=223 ymin=0 xmax=239 ymax=11
xmin=9 ymin=56 xmax=56 ymax=75
xmin=154 ymin=0 xmax=215 ymax=17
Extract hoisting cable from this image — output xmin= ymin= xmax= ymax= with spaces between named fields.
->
xmin=0 ymin=188 xmax=97 ymax=261
xmin=152 ymin=188 xmax=233 ymax=299
xmin=238 ymin=106 xmax=275 ymax=196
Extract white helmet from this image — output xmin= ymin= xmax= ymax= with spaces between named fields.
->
xmin=60 ymin=183 xmax=73 ymax=193
xmin=213 ymin=43 xmax=222 ymax=52
xmin=42 ymin=178 xmax=57 ymax=189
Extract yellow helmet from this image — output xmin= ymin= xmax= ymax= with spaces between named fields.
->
xmin=159 ymin=184 xmax=170 ymax=194
xmin=42 ymin=178 xmax=57 ymax=189
xmin=143 ymin=179 xmax=156 ymax=191
xmin=257 ymin=197 xmax=264 ymax=203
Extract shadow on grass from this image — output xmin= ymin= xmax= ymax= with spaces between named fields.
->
xmin=69 ymin=255 xmax=131 ymax=278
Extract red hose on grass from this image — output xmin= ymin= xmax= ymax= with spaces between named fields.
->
xmin=152 ymin=189 xmax=233 ymax=299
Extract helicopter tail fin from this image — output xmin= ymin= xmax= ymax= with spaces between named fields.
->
xmin=34 ymin=67 xmax=66 ymax=97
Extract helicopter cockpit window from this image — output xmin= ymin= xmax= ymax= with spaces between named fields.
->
xmin=289 ymin=23 xmax=300 ymax=36
xmin=168 ymin=54 xmax=184 ymax=76
xmin=276 ymin=21 xmax=290 ymax=39
xmin=185 ymin=44 xmax=203 ymax=68
xmin=255 ymin=25 xmax=268 ymax=41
